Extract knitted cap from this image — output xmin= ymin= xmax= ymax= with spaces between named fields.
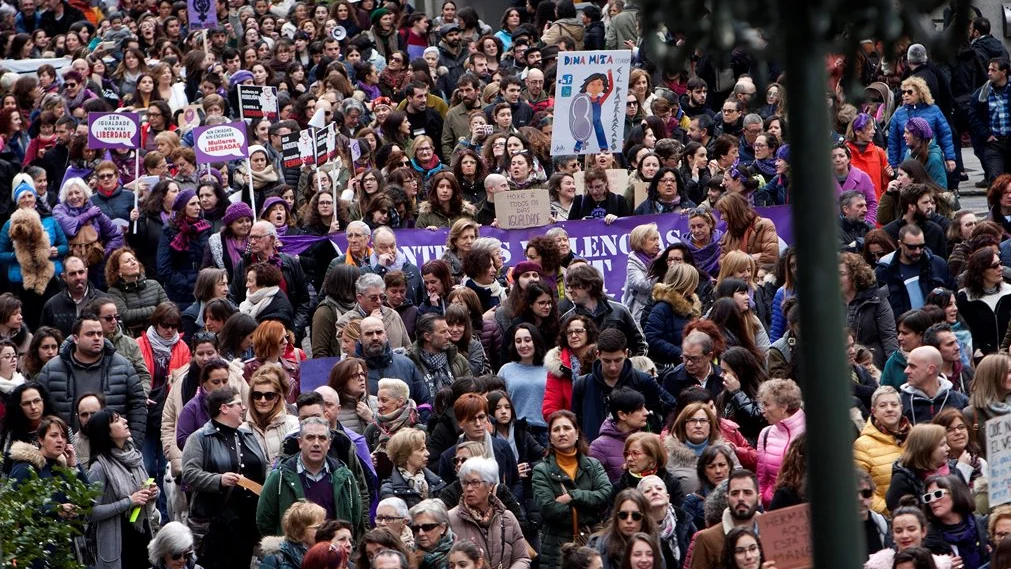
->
xmin=172 ymin=189 xmax=197 ymax=212
xmin=222 ymin=201 xmax=254 ymax=226
xmin=230 ymin=70 xmax=254 ymax=88
xmin=905 ymin=117 xmax=933 ymax=140
xmin=513 ymin=261 xmax=545 ymax=279
xmin=776 ymin=144 xmax=790 ymax=162
xmin=12 ymin=180 xmax=35 ymax=205
xmin=248 ymin=144 xmax=268 ymax=160
xmin=259 ymin=195 xmax=290 ymax=218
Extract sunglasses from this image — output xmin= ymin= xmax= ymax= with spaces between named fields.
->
xmin=902 ymin=242 xmax=925 ymax=250
xmin=452 ymin=456 xmax=468 ymax=465
xmin=858 ymin=488 xmax=873 ymax=499
xmin=170 ymin=550 xmax=194 ymax=561
xmin=411 ymin=522 xmax=441 ymax=533
xmin=617 ymin=511 xmax=643 ymax=521
xmin=922 ymin=489 xmax=949 ymax=503
xmin=902 ymin=89 xmax=915 ymax=95
xmin=251 ymin=391 xmax=278 ymax=401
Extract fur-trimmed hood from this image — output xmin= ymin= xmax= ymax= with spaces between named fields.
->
xmin=651 ymin=283 xmax=701 ymax=318
xmin=545 ymin=346 xmax=566 ymax=377
xmin=9 ymin=440 xmax=65 ymax=469
xmin=663 ymin=436 xmax=700 ymax=470
xmin=416 ymin=200 xmax=478 ymax=216
xmin=259 ymin=535 xmax=285 ymax=556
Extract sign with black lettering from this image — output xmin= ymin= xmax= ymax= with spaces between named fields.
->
xmin=988 ymin=415 xmax=1011 ymax=507
xmin=237 ymin=85 xmax=279 ymax=121
xmin=494 ymin=189 xmax=552 ymax=229
xmin=280 ymin=131 xmax=304 ymax=169
xmin=756 ymin=503 xmax=812 ymax=569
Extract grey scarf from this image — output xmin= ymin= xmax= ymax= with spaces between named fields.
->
xmin=95 ymin=443 xmax=159 ymax=533
xmin=419 ymin=349 xmax=452 ymax=394
xmin=145 ymin=325 xmax=179 ymax=370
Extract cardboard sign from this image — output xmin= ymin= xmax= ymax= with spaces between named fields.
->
xmin=632 ymin=180 xmax=648 ymax=207
xmin=238 ymin=85 xmax=279 ymax=121
xmin=280 ymin=131 xmax=303 ymax=169
xmin=494 ymin=189 xmax=552 ymax=229
xmin=87 ymin=112 xmax=140 ymax=149
xmin=237 ymin=475 xmax=262 ymax=495
xmin=988 ymin=415 xmax=1011 ymax=507
xmin=188 ymin=0 xmax=218 ymax=29
xmin=193 ymin=121 xmax=248 ymax=164
xmin=756 ymin=503 xmax=812 ymax=569
xmin=177 ymin=105 xmax=203 ymax=130
xmin=300 ymin=357 xmax=340 ymax=392
xmin=573 ymin=168 xmax=629 ymax=196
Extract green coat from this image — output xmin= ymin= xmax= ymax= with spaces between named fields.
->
xmin=531 ymin=453 xmax=612 ymax=569
xmin=256 ymin=454 xmax=363 ymax=538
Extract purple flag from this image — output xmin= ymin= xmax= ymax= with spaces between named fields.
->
xmin=188 ymin=0 xmax=218 ymax=30
xmin=87 ymin=112 xmax=140 ymax=150
xmin=193 ymin=121 xmax=248 ymax=164
xmin=280 ymin=207 xmax=794 ymax=301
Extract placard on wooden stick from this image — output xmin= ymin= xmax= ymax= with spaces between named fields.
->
xmin=494 ymin=189 xmax=552 ymax=229
xmin=756 ymin=503 xmax=812 ymax=569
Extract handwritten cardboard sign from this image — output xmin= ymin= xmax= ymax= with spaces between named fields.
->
xmin=495 ymin=189 xmax=552 ymax=229
xmin=756 ymin=503 xmax=812 ymax=569
xmin=988 ymin=415 xmax=1011 ymax=507
xmin=573 ymin=168 xmax=629 ymax=196
xmin=237 ymin=475 xmax=263 ymax=495
xmin=632 ymin=180 xmax=648 ymax=207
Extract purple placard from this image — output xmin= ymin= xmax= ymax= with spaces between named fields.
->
xmin=279 ymin=207 xmax=794 ymax=301
xmin=87 ymin=112 xmax=140 ymax=150
xmin=193 ymin=121 xmax=248 ymax=164
xmin=188 ymin=0 xmax=218 ymax=30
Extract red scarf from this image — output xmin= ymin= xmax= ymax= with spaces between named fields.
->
xmin=170 ymin=215 xmax=210 ymax=252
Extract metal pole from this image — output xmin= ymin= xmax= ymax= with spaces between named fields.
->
xmin=777 ymin=0 xmax=863 ymax=566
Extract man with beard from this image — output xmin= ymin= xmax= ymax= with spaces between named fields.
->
xmin=437 ymin=23 xmax=468 ymax=94
xmin=839 ymin=190 xmax=872 ymax=251
xmin=875 ymin=224 xmax=951 ymax=318
xmin=882 ymin=184 xmax=947 ymax=258
xmin=688 ymin=470 xmax=762 ymax=569
xmin=442 ymin=74 xmax=483 ymax=158
xmin=681 ymin=77 xmax=716 ymax=119
xmin=403 ymin=81 xmax=446 ymax=161
xmin=354 ymin=316 xmax=431 ymax=405
xmin=407 ymin=314 xmax=472 ymax=396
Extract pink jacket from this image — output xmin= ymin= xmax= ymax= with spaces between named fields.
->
xmin=756 ymin=409 xmax=806 ymax=507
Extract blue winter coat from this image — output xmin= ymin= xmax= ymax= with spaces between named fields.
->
xmin=644 ymin=285 xmax=698 ymax=366
xmin=91 ymin=186 xmax=136 ymax=223
xmin=902 ymin=141 xmax=947 ymax=189
xmin=0 ymin=213 xmax=68 ymax=283
xmin=157 ymin=221 xmax=210 ymax=309
xmin=887 ymin=103 xmax=955 ymax=166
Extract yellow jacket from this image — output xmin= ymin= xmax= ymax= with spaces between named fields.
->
xmin=853 ymin=419 xmax=903 ymax=514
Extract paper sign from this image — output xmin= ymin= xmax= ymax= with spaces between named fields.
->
xmin=756 ymin=503 xmax=812 ymax=569
xmin=188 ymin=0 xmax=218 ymax=30
xmin=193 ymin=121 xmax=248 ymax=164
xmin=573 ymin=168 xmax=629 ymax=196
xmin=633 ymin=180 xmax=648 ymax=207
xmin=300 ymin=357 xmax=340 ymax=392
xmin=494 ymin=189 xmax=552 ymax=229
xmin=87 ymin=112 xmax=140 ymax=149
xmin=350 ymin=139 xmax=361 ymax=162
xmin=178 ymin=105 xmax=203 ymax=130
xmin=314 ymin=126 xmax=329 ymax=166
xmin=280 ymin=131 xmax=304 ymax=169
xmin=550 ymin=50 xmax=632 ymax=155
xmin=238 ymin=85 xmax=279 ymax=121
xmin=237 ymin=475 xmax=263 ymax=495
xmin=988 ymin=415 xmax=1011 ymax=507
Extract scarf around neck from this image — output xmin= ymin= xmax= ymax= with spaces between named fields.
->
xmin=95 ymin=442 xmax=159 ymax=533
xmin=420 ymin=348 xmax=452 ymax=393
xmin=657 ymin=505 xmax=681 ymax=561
xmin=240 ymin=286 xmax=280 ymax=319
xmin=170 ymin=215 xmax=210 ymax=252
xmin=146 ymin=325 xmax=179 ymax=370
xmin=376 ymin=399 xmax=418 ymax=447
xmin=370 ymin=250 xmax=406 ymax=272
xmin=399 ymin=466 xmax=430 ymax=499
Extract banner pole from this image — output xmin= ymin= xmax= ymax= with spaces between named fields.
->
xmin=133 ymin=150 xmax=139 ymax=234
xmin=247 ymin=157 xmax=256 ymax=213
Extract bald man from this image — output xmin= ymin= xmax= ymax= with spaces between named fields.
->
xmin=475 ymin=173 xmax=510 ymax=225
xmin=900 ymin=345 xmax=968 ymax=424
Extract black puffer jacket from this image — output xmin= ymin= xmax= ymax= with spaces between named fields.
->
xmin=37 ymin=339 xmax=147 ymax=442
xmin=847 ymin=285 xmax=898 ymax=369
xmin=378 ymin=466 xmax=447 ymax=509
xmin=107 ymin=276 xmax=171 ymax=337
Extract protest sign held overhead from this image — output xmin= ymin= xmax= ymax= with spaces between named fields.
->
xmin=238 ymin=85 xmax=279 ymax=121
xmin=87 ymin=112 xmax=140 ymax=150
xmin=551 ymin=51 xmax=632 ymax=155
xmin=188 ymin=0 xmax=218 ymax=30
xmin=193 ymin=121 xmax=249 ymax=164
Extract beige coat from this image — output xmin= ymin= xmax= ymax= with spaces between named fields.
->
xmin=448 ymin=495 xmax=531 ymax=569
xmin=336 ymin=306 xmax=411 ymax=354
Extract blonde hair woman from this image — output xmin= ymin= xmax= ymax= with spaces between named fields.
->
xmin=623 ymin=222 xmax=663 ymax=323
xmin=243 ymin=363 xmax=299 ymax=466
xmin=888 ymin=76 xmax=956 ymax=175
xmin=644 ymin=263 xmax=701 ymax=367
xmin=965 ymin=353 xmax=1011 ymax=447
xmin=379 ymin=427 xmax=446 ymax=508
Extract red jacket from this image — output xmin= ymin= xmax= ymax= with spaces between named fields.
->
xmin=720 ymin=418 xmax=758 ymax=471
xmin=137 ymin=333 xmax=191 ymax=390
xmin=543 ymin=346 xmax=576 ymax=421
xmin=846 ymin=140 xmax=890 ymax=200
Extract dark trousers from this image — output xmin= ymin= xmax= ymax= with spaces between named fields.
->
xmin=983 ymin=136 xmax=1011 ymax=184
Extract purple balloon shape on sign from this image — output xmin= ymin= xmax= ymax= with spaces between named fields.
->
xmin=193 ymin=121 xmax=249 ymax=164
xmin=87 ymin=112 xmax=140 ymax=150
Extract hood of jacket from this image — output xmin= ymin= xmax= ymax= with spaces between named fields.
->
xmin=597 ymin=418 xmax=632 ymax=440
xmin=651 ymin=283 xmax=700 ymax=318
xmin=663 ymin=436 xmax=700 ymax=470
xmin=545 ymin=346 xmax=569 ymax=378
xmin=901 ymin=377 xmax=956 ymax=402
xmin=9 ymin=440 xmax=65 ymax=469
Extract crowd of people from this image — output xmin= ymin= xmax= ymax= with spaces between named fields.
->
xmin=2 ymin=1 xmax=1011 ymax=569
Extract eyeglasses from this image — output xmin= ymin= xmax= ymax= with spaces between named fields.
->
xmin=659 ymin=177 xmax=678 ymax=185
xmin=20 ymin=397 xmax=42 ymax=407
xmin=353 ymin=371 xmax=368 ymax=379
xmin=99 ymin=315 xmax=121 ymax=322
xmin=858 ymin=488 xmax=874 ymax=499
xmin=158 ymin=323 xmax=179 ymax=330
xmin=468 ymin=413 xmax=487 ymax=424
xmin=0 ymin=352 xmax=16 ymax=361
xmin=567 ymin=328 xmax=586 ymax=336
xmin=97 ymin=173 xmax=116 ymax=180
xmin=992 ymin=262 xmax=1003 ymax=270
xmin=922 ymin=489 xmax=949 ymax=503
xmin=170 ymin=550 xmax=194 ymax=561
xmin=535 ymin=300 xmax=553 ymax=308
xmin=734 ymin=545 xmax=760 ymax=556
xmin=623 ymin=449 xmax=643 ymax=459
xmin=461 ymin=479 xmax=485 ymax=488
xmin=411 ymin=522 xmax=441 ymax=533
xmin=251 ymin=391 xmax=278 ymax=401
xmin=901 ymin=242 xmax=926 ymax=250
xmin=375 ymin=515 xmax=403 ymax=524
xmin=64 ymin=82 xmax=78 ymax=88
xmin=616 ymin=511 xmax=643 ymax=521
xmin=946 ymin=423 xmax=968 ymax=433
xmin=248 ymin=234 xmax=271 ymax=240
xmin=681 ymin=354 xmax=706 ymax=364
xmin=684 ymin=417 xmax=710 ymax=426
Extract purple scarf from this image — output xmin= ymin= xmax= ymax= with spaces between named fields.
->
xmin=685 ymin=228 xmax=723 ymax=276
xmin=224 ymin=236 xmax=247 ymax=269
xmin=635 ymin=250 xmax=655 ymax=268
xmin=170 ymin=215 xmax=210 ymax=252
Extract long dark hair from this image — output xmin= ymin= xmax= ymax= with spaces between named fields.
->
xmin=601 ymin=490 xmax=656 ymax=564
xmin=505 ymin=322 xmax=547 ymax=366
xmin=82 ymin=408 xmax=122 ymax=464
xmin=708 ymin=298 xmax=760 ymax=356
xmin=516 ymin=281 xmax=559 ymax=343
xmin=23 ymin=327 xmax=63 ymax=378
xmin=963 ymin=247 xmax=1000 ymax=298
xmin=1 ymin=382 xmax=57 ymax=442
xmin=721 ymin=528 xmax=766 ymax=569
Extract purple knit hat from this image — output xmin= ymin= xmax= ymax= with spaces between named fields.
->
xmin=904 ymin=117 xmax=933 ymax=140
xmin=513 ymin=261 xmax=545 ymax=278
xmin=172 ymin=189 xmax=197 ymax=211
xmin=222 ymin=201 xmax=254 ymax=225
xmin=775 ymin=144 xmax=790 ymax=162
xmin=260 ymin=195 xmax=290 ymax=218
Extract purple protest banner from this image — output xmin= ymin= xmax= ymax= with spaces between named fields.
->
xmin=281 ymin=207 xmax=794 ymax=301
xmin=188 ymin=0 xmax=218 ymax=30
xmin=193 ymin=121 xmax=248 ymax=164
xmin=87 ymin=112 xmax=140 ymax=150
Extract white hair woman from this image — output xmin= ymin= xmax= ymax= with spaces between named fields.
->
xmin=447 ymin=457 xmax=531 ymax=569
xmin=147 ymin=521 xmax=201 ymax=569
xmin=623 ymin=223 xmax=663 ymax=323
xmin=376 ymin=496 xmax=414 ymax=548
xmin=409 ymin=498 xmax=456 ymax=569
xmin=365 ymin=377 xmax=419 ymax=453
xmin=637 ymin=474 xmax=690 ymax=569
